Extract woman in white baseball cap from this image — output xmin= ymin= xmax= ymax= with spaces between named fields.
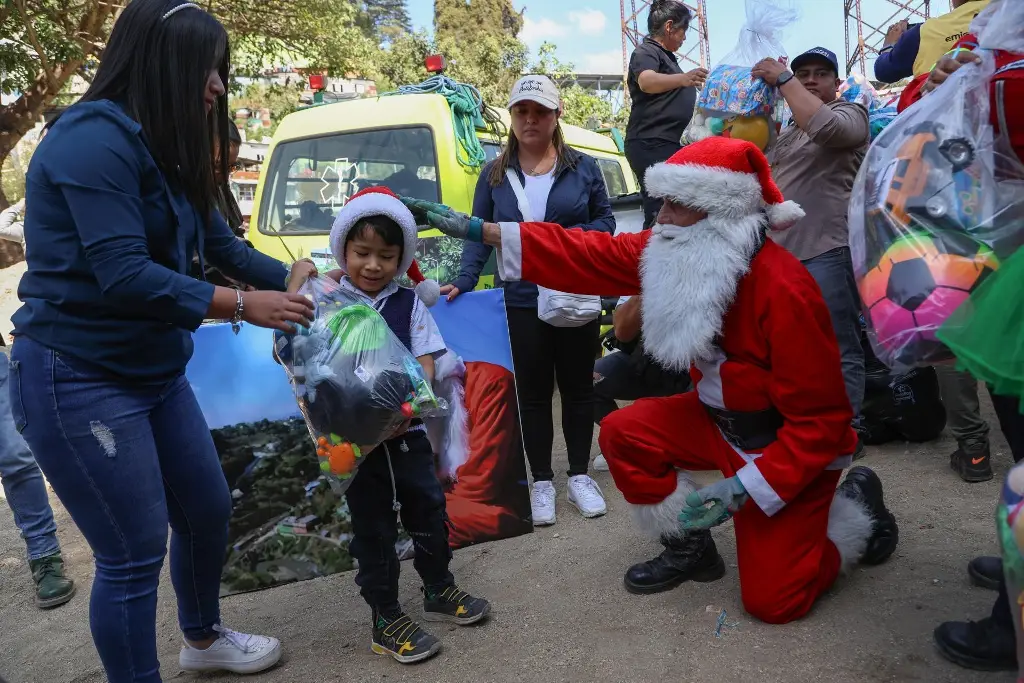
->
xmin=443 ymin=74 xmax=616 ymax=527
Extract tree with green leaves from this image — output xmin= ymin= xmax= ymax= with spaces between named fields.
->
xmin=355 ymin=0 xmax=413 ymax=42
xmin=529 ymin=43 xmax=628 ymax=131
xmin=434 ymin=0 xmax=523 ymax=37
xmin=370 ymin=30 xmax=433 ymax=93
xmin=0 ymin=0 xmax=373 ymax=209
xmin=230 ymin=83 xmax=305 ymax=139
xmin=431 ymin=0 xmax=527 ymax=107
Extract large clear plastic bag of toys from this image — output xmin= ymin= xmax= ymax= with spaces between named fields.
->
xmin=273 ymin=276 xmax=448 ymax=493
xmin=681 ymin=0 xmax=798 ymax=152
xmin=849 ymin=0 xmax=1024 ymax=374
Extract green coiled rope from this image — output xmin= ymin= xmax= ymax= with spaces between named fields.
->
xmin=381 ymin=75 xmax=496 ymax=169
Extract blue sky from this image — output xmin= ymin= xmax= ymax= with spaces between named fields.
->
xmin=407 ymin=0 xmax=950 ymax=78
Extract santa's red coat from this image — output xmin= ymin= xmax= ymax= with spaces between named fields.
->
xmin=495 ymin=221 xmax=858 ymax=515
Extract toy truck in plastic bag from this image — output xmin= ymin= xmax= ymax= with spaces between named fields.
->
xmin=273 ymin=276 xmax=448 ymax=494
xmin=681 ymin=0 xmax=798 ymax=152
xmin=848 ymin=0 xmax=1024 ymax=373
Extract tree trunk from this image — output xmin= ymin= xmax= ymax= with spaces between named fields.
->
xmin=0 ymin=0 xmax=114 ymax=210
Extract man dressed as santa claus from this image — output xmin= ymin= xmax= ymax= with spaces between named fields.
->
xmin=402 ymin=137 xmax=900 ymax=624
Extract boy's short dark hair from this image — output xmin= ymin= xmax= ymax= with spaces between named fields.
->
xmin=345 ymin=215 xmax=405 ymax=259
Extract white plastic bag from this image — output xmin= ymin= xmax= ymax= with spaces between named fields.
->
xmin=970 ymin=0 xmax=1024 ymax=53
xmin=681 ymin=0 xmax=799 ymax=152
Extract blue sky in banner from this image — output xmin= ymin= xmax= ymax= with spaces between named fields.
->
xmin=407 ymin=0 xmax=952 ymax=78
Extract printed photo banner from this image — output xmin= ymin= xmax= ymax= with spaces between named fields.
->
xmin=187 ymin=287 xmax=531 ymax=597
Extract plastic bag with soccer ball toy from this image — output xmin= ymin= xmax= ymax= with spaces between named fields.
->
xmin=848 ymin=13 xmax=1024 ymax=375
xmin=272 ymin=276 xmax=448 ymax=494
xmin=681 ymin=0 xmax=799 ymax=152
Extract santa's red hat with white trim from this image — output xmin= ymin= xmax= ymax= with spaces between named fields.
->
xmin=643 ymin=137 xmax=805 ymax=230
xmin=329 ymin=186 xmax=440 ymax=306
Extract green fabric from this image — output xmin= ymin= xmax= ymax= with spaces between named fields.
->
xmin=325 ymin=304 xmax=389 ymax=354
xmin=937 ymin=247 xmax=1024 ymax=413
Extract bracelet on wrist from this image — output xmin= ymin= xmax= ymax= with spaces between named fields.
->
xmin=231 ymin=289 xmax=245 ymax=335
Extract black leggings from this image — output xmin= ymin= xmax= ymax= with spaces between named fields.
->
xmin=624 ymin=138 xmax=681 ymax=229
xmin=507 ymin=306 xmax=599 ymax=481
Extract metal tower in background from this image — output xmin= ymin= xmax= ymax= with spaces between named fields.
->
xmin=843 ymin=0 xmax=953 ymax=77
xmin=620 ymin=0 xmax=710 ymax=101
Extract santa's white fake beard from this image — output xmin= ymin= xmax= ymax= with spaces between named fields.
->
xmin=640 ymin=213 xmax=766 ymax=372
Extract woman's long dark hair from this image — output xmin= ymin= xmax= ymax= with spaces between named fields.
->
xmin=488 ymin=98 xmax=577 ymax=187
xmin=648 ymin=0 xmax=691 ymax=36
xmin=80 ymin=0 xmax=230 ymax=224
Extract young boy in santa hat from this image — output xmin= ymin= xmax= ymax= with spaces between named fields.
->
xmin=290 ymin=186 xmax=490 ymax=663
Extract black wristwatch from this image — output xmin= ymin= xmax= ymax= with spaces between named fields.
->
xmin=777 ymin=70 xmax=795 ymax=87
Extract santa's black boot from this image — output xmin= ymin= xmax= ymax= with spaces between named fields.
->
xmin=836 ymin=466 xmax=899 ymax=565
xmin=623 ymin=531 xmax=726 ymax=595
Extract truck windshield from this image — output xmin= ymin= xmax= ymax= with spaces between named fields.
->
xmin=256 ymin=126 xmax=439 ymax=235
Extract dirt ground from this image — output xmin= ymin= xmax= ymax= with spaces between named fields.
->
xmin=0 ymin=262 xmax=1018 ymax=683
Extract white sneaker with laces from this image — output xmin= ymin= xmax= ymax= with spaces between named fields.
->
xmin=531 ymin=480 xmax=557 ymax=526
xmin=593 ymin=453 xmax=609 ymax=472
xmin=567 ymin=474 xmax=607 ymax=518
xmin=179 ymin=624 xmax=282 ymax=674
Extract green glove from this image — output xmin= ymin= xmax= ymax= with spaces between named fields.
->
xmin=400 ymin=196 xmax=485 ymax=242
xmin=678 ymin=476 xmax=750 ymax=531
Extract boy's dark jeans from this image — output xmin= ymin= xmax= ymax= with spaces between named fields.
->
xmin=345 ymin=429 xmax=453 ymax=616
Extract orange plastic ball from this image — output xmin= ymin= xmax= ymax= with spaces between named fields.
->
xmin=328 ymin=443 xmax=357 ymax=475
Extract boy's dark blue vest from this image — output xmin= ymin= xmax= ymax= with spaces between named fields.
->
xmin=375 ymin=287 xmax=422 ymax=430
xmin=375 ymin=287 xmax=416 ymax=353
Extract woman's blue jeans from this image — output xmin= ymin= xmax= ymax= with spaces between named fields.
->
xmin=9 ymin=337 xmax=231 ymax=683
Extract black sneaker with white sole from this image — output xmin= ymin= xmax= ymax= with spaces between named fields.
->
xmin=370 ymin=611 xmax=441 ymax=664
xmin=423 ymin=585 xmax=491 ymax=625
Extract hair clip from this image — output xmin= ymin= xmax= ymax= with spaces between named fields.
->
xmin=162 ymin=2 xmax=203 ymax=21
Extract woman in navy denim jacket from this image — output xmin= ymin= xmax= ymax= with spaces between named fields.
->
xmin=8 ymin=2 xmax=316 ymax=681
xmin=443 ymin=75 xmax=615 ymax=527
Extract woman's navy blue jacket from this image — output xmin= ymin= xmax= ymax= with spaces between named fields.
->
xmin=450 ymin=148 xmax=615 ymax=308
xmin=13 ymin=99 xmax=289 ymax=380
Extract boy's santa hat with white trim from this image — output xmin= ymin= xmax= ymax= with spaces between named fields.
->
xmin=644 ymin=137 xmax=805 ymax=230
xmin=329 ymin=186 xmax=441 ymax=306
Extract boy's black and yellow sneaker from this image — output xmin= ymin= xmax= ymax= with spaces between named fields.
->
xmin=370 ymin=611 xmax=441 ymax=664
xmin=422 ymin=585 xmax=491 ymax=625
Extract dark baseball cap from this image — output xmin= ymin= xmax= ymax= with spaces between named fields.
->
xmin=791 ymin=47 xmax=840 ymax=75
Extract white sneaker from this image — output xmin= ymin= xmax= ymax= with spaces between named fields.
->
xmin=593 ymin=453 xmax=609 ymax=472
xmin=567 ymin=474 xmax=607 ymax=518
xmin=179 ymin=625 xmax=282 ymax=674
xmin=531 ymin=480 xmax=557 ymax=526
